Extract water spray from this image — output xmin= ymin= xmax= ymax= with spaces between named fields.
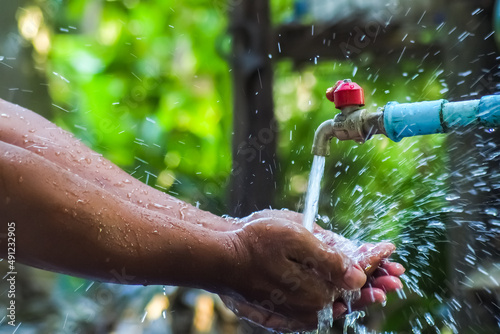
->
xmin=312 ymin=79 xmax=500 ymax=156
xmin=303 ymin=79 xmax=500 ymax=331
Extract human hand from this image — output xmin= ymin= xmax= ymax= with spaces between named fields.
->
xmin=264 ymin=209 xmax=405 ymax=313
xmin=220 ymin=211 xmax=366 ymax=331
xmin=315 ymin=232 xmax=404 ymax=312
xmin=222 ymin=209 xmax=404 ymax=330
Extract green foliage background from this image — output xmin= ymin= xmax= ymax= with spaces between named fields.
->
xmin=46 ymin=0 xmax=234 ymax=215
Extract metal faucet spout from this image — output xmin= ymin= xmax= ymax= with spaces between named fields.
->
xmin=311 ymin=109 xmax=386 ymax=156
xmin=311 ymin=119 xmax=337 ymax=156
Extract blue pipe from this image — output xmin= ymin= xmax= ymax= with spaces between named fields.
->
xmin=383 ymin=95 xmax=500 ymax=142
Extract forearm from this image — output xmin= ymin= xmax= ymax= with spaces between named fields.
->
xmin=0 ymin=142 xmax=237 ymax=292
xmin=0 ymin=99 xmax=240 ymax=232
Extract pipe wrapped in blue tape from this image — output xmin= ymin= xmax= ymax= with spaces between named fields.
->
xmin=441 ymin=99 xmax=480 ymax=130
xmin=477 ymin=95 xmax=500 ymax=127
xmin=383 ymin=95 xmax=500 ymax=142
xmin=383 ymin=100 xmax=447 ymax=142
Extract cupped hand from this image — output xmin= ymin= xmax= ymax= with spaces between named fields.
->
xmin=220 ymin=212 xmax=366 ymax=331
xmin=314 ymin=227 xmax=405 ymax=311
xmin=221 ymin=209 xmax=405 ymax=330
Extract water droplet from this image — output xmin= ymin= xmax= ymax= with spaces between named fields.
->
xmin=123 ymin=179 xmax=131 ymax=184
xmin=0 ymin=56 xmax=4 ymax=61
xmin=445 ymin=193 xmax=460 ymax=201
xmin=18 ymin=176 xmax=23 ymax=183
xmin=1 ymin=113 xmax=10 ymax=118
xmin=485 ymin=208 xmax=498 ymax=216
xmin=424 ymin=313 xmax=435 ymax=326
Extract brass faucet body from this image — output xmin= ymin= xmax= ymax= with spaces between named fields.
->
xmin=311 ymin=106 xmax=386 ymax=156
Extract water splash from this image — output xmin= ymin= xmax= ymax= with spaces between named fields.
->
xmin=343 ymin=310 xmax=366 ymax=334
xmin=317 ymin=304 xmax=333 ymax=333
xmin=342 ymin=290 xmax=365 ymax=334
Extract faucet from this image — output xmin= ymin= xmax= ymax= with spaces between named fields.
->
xmin=312 ymin=79 xmax=385 ymax=156
xmin=312 ymin=79 xmax=500 ymax=156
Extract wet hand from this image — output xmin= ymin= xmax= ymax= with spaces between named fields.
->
xmin=235 ymin=209 xmax=405 ymax=319
xmin=221 ymin=212 xmax=366 ymax=331
xmin=314 ymin=227 xmax=405 ymax=312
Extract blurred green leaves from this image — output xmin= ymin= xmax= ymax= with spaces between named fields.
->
xmin=48 ymin=0 xmax=233 ymax=210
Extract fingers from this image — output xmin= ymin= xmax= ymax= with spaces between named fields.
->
xmin=341 ymin=264 xmax=367 ymax=290
xmin=351 ymin=287 xmax=387 ymax=309
xmin=355 ymin=242 xmax=395 ymax=275
xmin=332 ymin=301 xmax=348 ymax=318
xmin=376 ymin=261 xmax=406 ymax=277
xmin=331 ymin=287 xmax=387 ymax=313
xmin=371 ymin=275 xmax=404 ymax=292
xmin=348 ymin=269 xmax=404 ymax=310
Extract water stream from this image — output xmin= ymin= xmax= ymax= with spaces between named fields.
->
xmin=303 ymin=155 xmax=365 ymax=333
xmin=303 ymin=155 xmax=326 ymax=232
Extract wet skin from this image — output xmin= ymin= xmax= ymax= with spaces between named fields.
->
xmin=0 ymin=99 xmax=404 ymax=331
xmin=227 ymin=210 xmax=404 ymax=331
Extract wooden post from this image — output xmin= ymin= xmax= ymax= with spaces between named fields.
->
xmin=228 ymin=0 xmax=276 ymax=217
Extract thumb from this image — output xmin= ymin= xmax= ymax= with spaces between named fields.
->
xmin=341 ymin=263 xmax=366 ymax=290
xmin=356 ymin=242 xmax=395 ymax=275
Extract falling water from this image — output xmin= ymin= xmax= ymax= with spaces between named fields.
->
xmin=303 ymin=155 xmax=326 ymax=231
xmin=303 ymin=155 xmax=367 ymax=333
xmin=303 ymin=155 xmax=333 ymax=334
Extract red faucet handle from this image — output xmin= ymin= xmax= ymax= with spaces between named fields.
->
xmin=326 ymin=79 xmax=365 ymax=109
